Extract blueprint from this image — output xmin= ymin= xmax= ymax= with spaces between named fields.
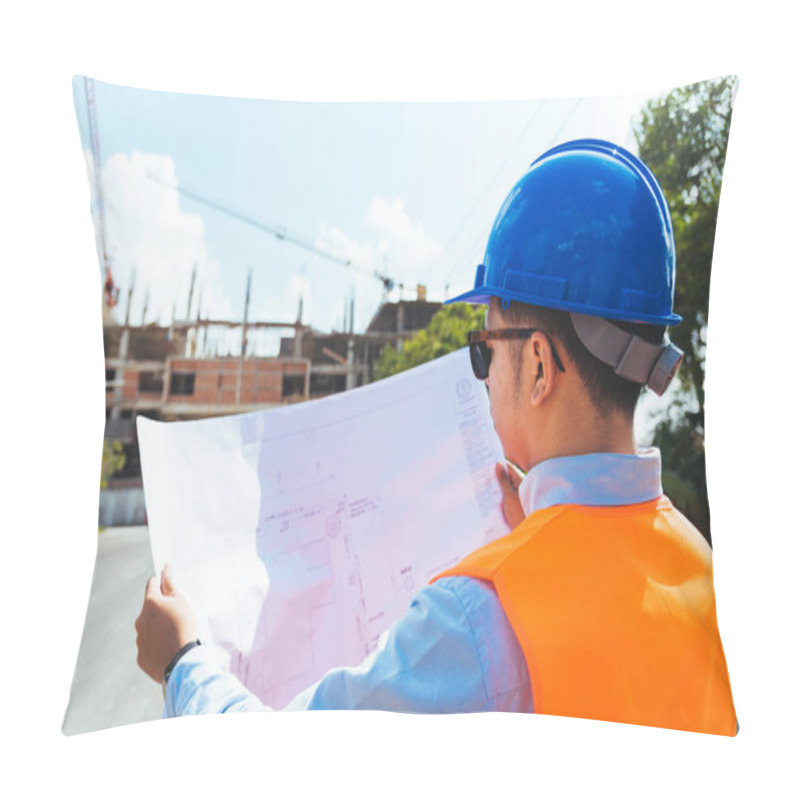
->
xmin=137 ymin=348 xmax=509 ymax=708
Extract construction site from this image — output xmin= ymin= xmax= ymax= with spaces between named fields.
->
xmin=78 ymin=76 xmax=446 ymax=528
xmin=100 ymin=273 xmax=441 ymax=527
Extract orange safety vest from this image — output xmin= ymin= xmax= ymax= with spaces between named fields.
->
xmin=434 ymin=496 xmax=737 ymax=735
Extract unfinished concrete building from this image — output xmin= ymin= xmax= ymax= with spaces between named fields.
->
xmin=101 ymin=291 xmax=442 ymax=526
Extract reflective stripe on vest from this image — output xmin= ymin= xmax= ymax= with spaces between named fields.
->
xmin=434 ymin=496 xmax=737 ymax=735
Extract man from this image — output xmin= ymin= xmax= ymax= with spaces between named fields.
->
xmin=136 ymin=139 xmax=737 ymax=734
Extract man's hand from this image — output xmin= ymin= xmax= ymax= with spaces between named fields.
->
xmin=496 ymin=461 xmax=526 ymax=530
xmin=135 ymin=565 xmax=199 ymax=684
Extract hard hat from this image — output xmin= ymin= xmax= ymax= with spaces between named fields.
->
xmin=448 ymin=139 xmax=684 ymax=395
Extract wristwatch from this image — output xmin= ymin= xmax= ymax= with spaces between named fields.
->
xmin=162 ymin=639 xmax=202 ymax=695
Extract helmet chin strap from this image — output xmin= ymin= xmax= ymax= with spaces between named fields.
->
xmin=569 ymin=313 xmax=684 ymax=397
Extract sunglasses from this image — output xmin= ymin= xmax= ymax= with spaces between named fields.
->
xmin=467 ymin=328 xmax=567 ymax=381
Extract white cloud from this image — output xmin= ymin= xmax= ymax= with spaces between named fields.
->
xmin=90 ymin=150 xmax=232 ymax=325
xmin=314 ymin=222 xmax=377 ymax=272
xmin=314 ymin=197 xmax=442 ymax=298
xmin=364 ymin=196 xmax=442 ymax=280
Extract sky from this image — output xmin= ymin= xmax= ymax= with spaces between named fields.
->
xmin=72 ymin=78 xmax=668 ymax=353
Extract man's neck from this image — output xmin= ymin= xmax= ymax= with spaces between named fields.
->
xmin=525 ymin=404 xmax=636 ymax=469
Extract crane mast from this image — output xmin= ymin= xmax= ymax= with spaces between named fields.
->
xmin=85 ymin=77 xmax=118 ymax=309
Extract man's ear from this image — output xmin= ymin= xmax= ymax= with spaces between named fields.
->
xmin=529 ymin=333 xmax=558 ymax=407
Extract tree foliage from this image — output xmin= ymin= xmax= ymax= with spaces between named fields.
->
xmin=635 ymin=76 xmax=738 ymax=540
xmin=373 ymin=304 xmax=485 ymax=380
xmin=100 ymin=439 xmax=126 ymax=490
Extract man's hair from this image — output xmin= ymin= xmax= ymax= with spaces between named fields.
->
xmin=500 ymin=301 xmax=666 ymax=419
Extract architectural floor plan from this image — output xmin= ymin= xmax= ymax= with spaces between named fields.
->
xmin=138 ymin=349 xmax=509 ymax=707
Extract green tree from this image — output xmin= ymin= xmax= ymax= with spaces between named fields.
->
xmin=373 ymin=303 xmax=486 ymax=380
xmin=99 ymin=439 xmax=126 ymax=533
xmin=100 ymin=439 xmax=126 ymax=489
xmin=635 ymin=75 xmax=738 ymax=541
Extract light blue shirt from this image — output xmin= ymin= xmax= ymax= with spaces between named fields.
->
xmin=164 ymin=448 xmax=663 ymax=717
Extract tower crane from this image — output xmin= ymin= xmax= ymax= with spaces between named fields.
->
xmin=147 ymin=173 xmax=406 ymax=299
xmin=84 ymin=77 xmax=119 ymax=310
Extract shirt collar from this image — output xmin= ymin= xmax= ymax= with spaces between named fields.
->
xmin=518 ymin=447 xmax=663 ymax=516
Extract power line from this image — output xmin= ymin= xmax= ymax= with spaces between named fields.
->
xmin=435 ymin=101 xmax=545 ymax=276
xmin=440 ymin=97 xmax=586 ymax=295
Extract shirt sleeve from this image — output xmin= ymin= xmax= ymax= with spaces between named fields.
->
xmin=164 ymin=642 xmax=268 ymax=716
xmin=164 ymin=576 xmax=532 ymax=717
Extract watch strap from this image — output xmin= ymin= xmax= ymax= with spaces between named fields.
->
xmin=162 ymin=639 xmax=202 ymax=689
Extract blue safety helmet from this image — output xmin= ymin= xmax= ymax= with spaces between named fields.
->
xmin=447 ymin=138 xmax=681 ymax=326
xmin=448 ymin=139 xmax=684 ymax=395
